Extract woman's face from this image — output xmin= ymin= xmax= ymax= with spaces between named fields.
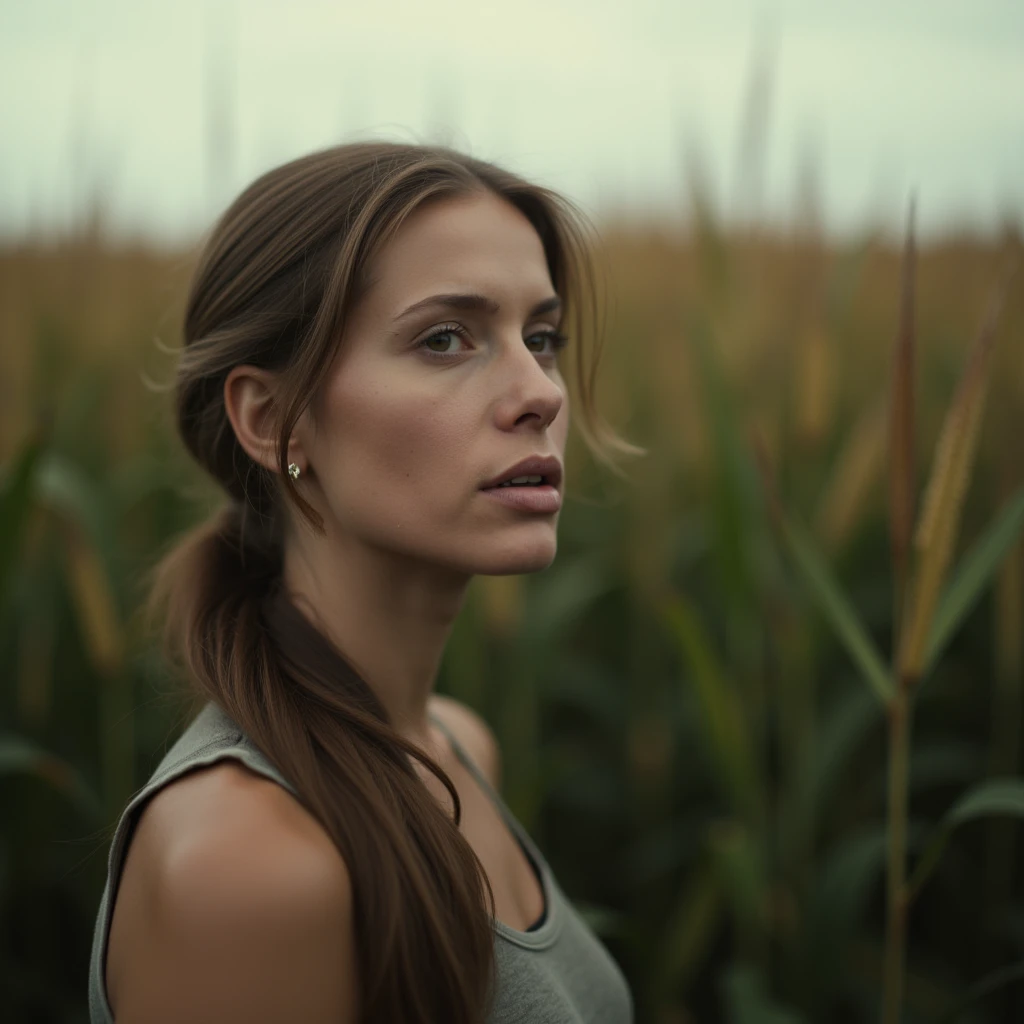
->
xmin=298 ymin=189 xmax=570 ymax=577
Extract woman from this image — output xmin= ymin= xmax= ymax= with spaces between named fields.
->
xmin=88 ymin=141 xmax=643 ymax=1023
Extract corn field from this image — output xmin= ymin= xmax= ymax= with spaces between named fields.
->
xmin=1 ymin=197 xmax=1023 ymax=1023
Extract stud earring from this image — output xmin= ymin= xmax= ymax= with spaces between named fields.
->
xmin=287 ymin=462 xmax=301 ymax=480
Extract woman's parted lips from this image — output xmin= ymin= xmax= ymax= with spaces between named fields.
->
xmin=480 ymin=454 xmax=563 ymax=491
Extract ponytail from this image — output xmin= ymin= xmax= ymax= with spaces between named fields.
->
xmin=149 ymin=501 xmax=498 ymax=1023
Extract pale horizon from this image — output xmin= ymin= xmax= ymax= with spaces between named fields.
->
xmin=2 ymin=0 xmax=1022 ymax=247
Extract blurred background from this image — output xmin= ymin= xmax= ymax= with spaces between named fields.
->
xmin=1 ymin=1 xmax=1022 ymax=1022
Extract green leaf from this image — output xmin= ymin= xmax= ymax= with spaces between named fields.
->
xmin=709 ymin=823 xmax=769 ymax=944
xmin=657 ymin=855 xmax=723 ymax=993
xmin=623 ymin=817 xmax=703 ymax=886
xmin=771 ymin=505 xmax=893 ymax=704
xmin=687 ymin=312 xmax=761 ymax=608
xmin=779 ymin=686 xmax=880 ymax=860
xmin=659 ymin=591 xmax=761 ymax=820
xmin=721 ymin=963 xmax=807 ymax=1024
xmin=946 ymin=777 xmax=1024 ymax=826
xmin=682 ymin=141 xmax=731 ymax=303
xmin=907 ymin=741 xmax=983 ymax=793
xmin=807 ymin=827 xmax=888 ymax=996
xmin=924 ymin=483 xmax=1024 ymax=678
xmin=524 ymin=550 xmax=614 ymax=649
xmin=546 ymin=652 xmax=626 ymax=732
xmin=907 ymin=777 xmax=1024 ymax=901
xmin=0 ymin=734 xmax=103 ymax=822
xmin=0 ymin=433 xmax=45 ymax=602
xmin=36 ymin=453 xmax=108 ymax=548
xmin=934 ymin=957 xmax=1024 ymax=1024
xmin=570 ymin=900 xmax=627 ymax=939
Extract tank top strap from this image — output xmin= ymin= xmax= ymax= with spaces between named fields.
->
xmin=426 ymin=706 xmax=554 ymax=936
xmin=426 ymin=710 xmax=518 ymax=834
xmin=425 ymin=706 xmax=547 ymax=878
xmin=426 ymin=707 xmax=503 ymax=806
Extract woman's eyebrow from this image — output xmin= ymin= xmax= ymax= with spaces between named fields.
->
xmin=391 ymin=292 xmax=562 ymax=324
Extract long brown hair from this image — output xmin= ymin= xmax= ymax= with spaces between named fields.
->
xmin=150 ymin=141 xmax=644 ymax=1024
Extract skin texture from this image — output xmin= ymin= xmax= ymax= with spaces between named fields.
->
xmin=225 ymin=188 xmax=569 ymax=748
xmin=106 ymin=695 xmax=525 ymax=1023
xmin=107 ymin=760 xmax=361 ymax=1024
xmin=105 ymin=191 xmax=566 ymax=1021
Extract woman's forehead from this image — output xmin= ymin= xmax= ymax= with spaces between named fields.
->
xmin=362 ymin=194 xmax=554 ymax=313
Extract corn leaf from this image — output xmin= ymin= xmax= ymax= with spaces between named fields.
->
xmin=805 ymin=827 xmax=889 ymax=1008
xmin=687 ymin=311 xmax=761 ymax=608
xmin=934 ymin=959 xmax=1024 ymax=1024
xmin=899 ymin=265 xmax=1015 ymax=679
xmin=570 ymin=900 xmax=627 ymax=939
xmin=888 ymin=197 xmax=917 ymax=591
xmin=709 ymin=823 xmax=769 ymax=944
xmin=779 ymin=686 xmax=880 ymax=860
xmin=659 ymin=591 xmax=761 ymax=820
xmin=657 ymin=856 xmax=723 ymax=994
xmin=0 ymin=434 xmax=45 ymax=604
xmin=923 ymin=483 xmax=1024 ymax=680
xmin=906 ymin=777 xmax=1024 ymax=901
xmin=765 ymin=491 xmax=893 ymax=704
xmin=0 ymin=733 xmax=103 ymax=822
xmin=721 ymin=963 xmax=806 ymax=1024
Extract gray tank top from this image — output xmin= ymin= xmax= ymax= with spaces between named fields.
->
xmin=88 ymin=699 xmax=634 ymax=1023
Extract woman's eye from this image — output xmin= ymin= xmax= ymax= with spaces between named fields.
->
xmin=527 ymin=330 xmax=571 ymax=355
xmin=416 ymin=324 xmax=571 ymax=361
xmin=418 ymin=324 xmax=469 ymax=358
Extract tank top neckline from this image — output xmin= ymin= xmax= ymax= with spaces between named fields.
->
xmin=426 ymin=709 xmax=561 ymax=949
xmin=171 ymin=700 xmax=562 ymax=951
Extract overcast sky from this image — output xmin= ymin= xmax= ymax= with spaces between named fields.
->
xmin=2 ymin=0 xmax=1022 ymax=245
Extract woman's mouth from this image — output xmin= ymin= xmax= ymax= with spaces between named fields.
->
xmin=480 ymin=480 xmax=561 ymax=513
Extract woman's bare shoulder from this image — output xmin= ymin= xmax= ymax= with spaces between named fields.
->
xmin=107 ymin=759 xmax=357 ymax=1022
xmin=154 ymin=758 xmax=345 ymax=878
xmin=148 ymin=759 xmax=335 ymax=857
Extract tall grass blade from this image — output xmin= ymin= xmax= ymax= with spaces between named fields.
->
xmin=934 ymin=958 xmax=1024 ymax=1024
xmin=569 ymin=901 xmax=627 ymax=939
xmin=688 ymin=312 xmax=760 ymax=607
xmin=36 ymin=453 xmax=107 ymax=545
xmin=898 ymin=262 xmax=1018 ymax=681
xmin=709 ymin=822 xmax=769 ymax=962
xmin=682 ymin=139 xmax=730 ymax=302
xmin=814 ymin=396 xmax=888 ymax=551
xmin=807 ymin=827 xmax=889 ymax=1007
xmin=779 ymin=687 xmax=880 ymax=860
xmin=657 ymin=856 xmax=723 ymax=995
xmin=795 ymin=323 xmax=833 ymax=450
xmin=987 ymin=493 xmax=1024 ymax=898
xmin=721 ymin=962 xmax=806 ymax=1024
xmin=659 ymin=590 xmax=761 ymax=820
xmin=0 ymin=432 xmax=45 ymax=604
xmin=522 ymin=550 xmax=613 ymax=650
xmin=477 ymin=572 xmax=524 ymax=640
xmin=731 ymin=26 xmax=775 ymax=230
xmin=924 ymin=483 xmax=1024 ymax=679
xmin=905 ymin=777 xmax=1024 ymax=901
xmin=751 ymin=432 xmax=894 ymax=704
xmin=62 ymin=522 xmax=124 ymax=678
xmin=888 ymin=196 xmax=917 ymax=641
xmin=0 ymin=733 xmax=103 ymax=822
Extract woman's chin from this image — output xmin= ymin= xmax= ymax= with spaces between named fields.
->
xmin=476 ymin=540 xmax=558 ymax=576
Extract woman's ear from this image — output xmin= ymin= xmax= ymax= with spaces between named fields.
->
xmin=224 ymin=365 xmax=303 ymax=475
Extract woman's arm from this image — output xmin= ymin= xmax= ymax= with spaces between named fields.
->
xmin=112 ymin=782 xmax=359 ymax=1024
